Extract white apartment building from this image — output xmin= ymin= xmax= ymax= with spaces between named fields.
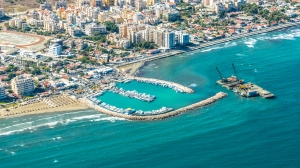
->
xmin=11 ymin=75 xmax=35 ymax=96
xmin=67 ymin=25 xmax=82 ymax=37
xmin=55 ymin=0 xmax=67 ymax=10
xmin=175 ymin=31 xmax=190 ymax=45
xmin=40 ymin=1 xmax=52 ymax=11
xmin=44 ymin=21 xmax=57 ymax=32
xmin=49 ymin=43 xmax=62 ymax=56
xmin=9 ymin=18 xmax=22 ymax=28
xmin=77 ymin=0 xmax=91 ymax=8
xmin=0 ymin=83 xmax=7 ymax=100
xmin=85 ymin=23 xmax=106 ymax=36
xmin=164 ymin=31 xmax=175 ymax=48
xmin=116 ymin=39 xmax=131 ymax=48
xmin=0 ymin=8 xmax=5 ymax=19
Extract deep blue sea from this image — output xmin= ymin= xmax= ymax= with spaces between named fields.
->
xmin=1 ymin=27 xmax=300 ymax=167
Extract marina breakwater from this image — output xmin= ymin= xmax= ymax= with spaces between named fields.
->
xmin=126 ymin=76 xmax=194 ymax=93
xmin=82 ymin=92 xmax=227 ymax=120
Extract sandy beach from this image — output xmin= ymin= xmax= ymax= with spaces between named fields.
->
xmin=0 ymin=96 xmax=90 ymax=119
xmin=117 ymin=61 xmax=145 ymax=76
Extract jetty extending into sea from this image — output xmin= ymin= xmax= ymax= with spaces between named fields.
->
xmin=126 ymin=76 xmax=194 ymax=93
xmin=82 ymin=92 xmax=227 ymax=120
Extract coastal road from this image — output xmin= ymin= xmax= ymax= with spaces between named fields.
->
xmin=115 ymin=22 xmax=300 ymax=68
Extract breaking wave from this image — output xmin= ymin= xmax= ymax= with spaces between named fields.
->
xmin=0 ymin=113 xmax=126 ymax=136
xmin=257 ymin=28 xmax=300 ymax=41
xmin=244 ymin=38 xmax=257 ymax=48
xmin=200 ymin=42 xmax=237 ymax=52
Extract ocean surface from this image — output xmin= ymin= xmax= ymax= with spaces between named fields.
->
xmin=1 ymin=27 xmax=300 ymax=167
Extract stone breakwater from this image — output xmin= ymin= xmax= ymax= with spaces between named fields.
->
xmin=82 ymin=92 xmax=227 ymax=120
xmin=127 ymin=76 xmax=194 ymax=93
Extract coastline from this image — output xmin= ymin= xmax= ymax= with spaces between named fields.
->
xmin=0 ymin=95 xmax=90 ymax=119
xmin=1 ymin=22 xmax=299 ymax=120
xmin=118 ymin=61 xmax=145 ymax=76
xmin=115 ymin=22 xmax=300 ymax=75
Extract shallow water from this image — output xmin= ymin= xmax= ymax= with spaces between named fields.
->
xmin=1 ymin=26 xmax=300 ymax=167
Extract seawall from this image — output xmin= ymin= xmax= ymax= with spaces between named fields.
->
xmin=83 ymin=92 xmax=227 ymax=121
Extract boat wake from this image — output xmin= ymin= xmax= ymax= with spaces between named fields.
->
xmin=201 ymin=42 xmax=237 ymax=52
xmin=0 ymin=113 xmax=126 ymax=136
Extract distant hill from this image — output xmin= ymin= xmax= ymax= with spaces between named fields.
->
xmin=0 ymin=0 xmax=75 ymax=12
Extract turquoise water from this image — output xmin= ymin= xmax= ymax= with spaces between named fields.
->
xmin=99 ymin=81 xmax=200 ymax=111
xmin=1 ymin=27 xmax=300 ymax=167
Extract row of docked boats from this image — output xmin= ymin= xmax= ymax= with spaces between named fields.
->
xmin=98 ymin=102 xmax=133 ymax=114
xmin=135 ymin=106 xmax=173 ymax=115
xmin=85 ymin=91 xmax=104 ymax=105
xmin=110 ymin=87 xmax=155 ymax=102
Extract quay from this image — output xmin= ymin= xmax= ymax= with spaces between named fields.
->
xmin=127 ymin=76 xmax=194 ymax=93
xmin=82 ymin=92 xmax=227 ymax=120
xmin=216 ymin=65 xmax=274 ymax=99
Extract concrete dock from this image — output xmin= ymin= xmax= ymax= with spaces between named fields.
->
xmin=82 ymin=92 xmax=227 ymax=120
xmin=127 ymin=76 xmax=194 ymax=93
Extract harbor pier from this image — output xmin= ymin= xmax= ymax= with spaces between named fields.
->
xmin=82 ymin=92 xmax=227 ymax=120
xmin=126 ymin=76 xmax=194 ymax=93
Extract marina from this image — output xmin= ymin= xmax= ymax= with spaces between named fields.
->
xmin=216 ymin=64 xmax=275 ymax=98
xmin=82 ymin=92 xmax=227 ymax=120
xmin=110 ymin=87 xmax=156 ymax=102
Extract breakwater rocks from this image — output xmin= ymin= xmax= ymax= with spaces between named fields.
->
xmin=83 ymin=92 xmax=227 ymax=120
xmin=127 ymin=76 xmax=194 ymax=93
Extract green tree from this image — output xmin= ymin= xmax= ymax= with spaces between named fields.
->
xmin=104 ymin=21 xmax=119 ymax=33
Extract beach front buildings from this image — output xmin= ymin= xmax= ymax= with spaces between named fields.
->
xmin=11 ymin=75 xmax=35 ymax=96
xmin=0 ymin=83 xmax=7 ymax=100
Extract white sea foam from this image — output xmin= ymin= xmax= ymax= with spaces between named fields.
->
xmin=93 ymin=117 xmax=126 ymax=122
xmin=0 ymin=114 xmax=123 ymax=136
xmin=53 ymin=159 xmax=59 ymax=163
xmin=236 ymin=53 xmax=246 ymax=57
xmin=188 ymin=83 xmax=198 ymax=87
xmin=52 ymin=137 xmax=62 ymax=141
xmin=244 ymin=38 xmax=257 ymax=48
xmin=201 ymin=42 xmax=237 ymax=52
xmin=257 ymin=28 xmax=300 ymax=41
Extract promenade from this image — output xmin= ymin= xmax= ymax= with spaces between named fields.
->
xmin=116 ymin=22 xmax=300 ymax=68
xmin=83 ymin=92 xmax=227 ymax=120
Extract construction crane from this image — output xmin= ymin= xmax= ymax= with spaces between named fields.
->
xmin=232 ymin=63 xmax=239 ymax=80
xmin=216 ymin=67 xmax=227 ymax=82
